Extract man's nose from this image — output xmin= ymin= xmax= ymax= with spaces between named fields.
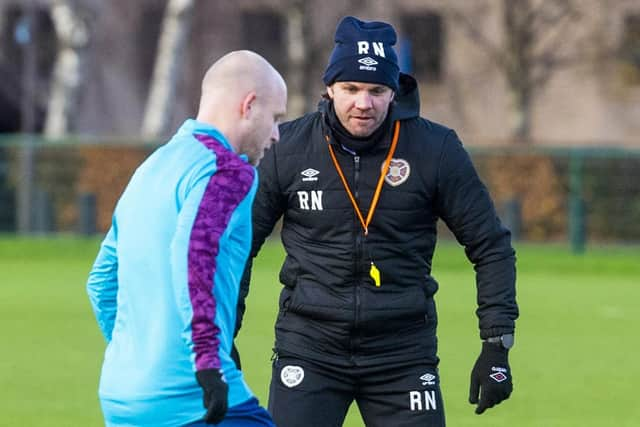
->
xmin=354 ymin=92 xmax=373 ymax=109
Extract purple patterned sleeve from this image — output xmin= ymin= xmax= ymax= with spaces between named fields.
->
xmin=188 ymin=133 xmax=255 ymax=371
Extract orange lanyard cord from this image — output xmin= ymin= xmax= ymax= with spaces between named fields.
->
xmin=327 ymin=120 xmax=400 ymax=236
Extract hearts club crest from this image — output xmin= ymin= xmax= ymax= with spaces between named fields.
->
xmin=383 ymin=158 xmax=410 ymax=187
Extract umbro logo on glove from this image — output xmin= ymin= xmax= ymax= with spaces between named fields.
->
xmin=489 ymin=366 xmax=508 ymax=383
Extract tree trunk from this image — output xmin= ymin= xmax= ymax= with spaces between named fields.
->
xmin=285 ymin=1 xmax=306 ymax=118
xmin=510 ymin=87 xmax=533 ymax=142
xmin=141 ymin=0 xmax=194 ymax=138
xmin=44 ymin=0 xmax=89 ymax=137
xmin=17 ymin=1 xmax=37 ymax=233
xmin=503 ymin=0 xmax=533 ymax=142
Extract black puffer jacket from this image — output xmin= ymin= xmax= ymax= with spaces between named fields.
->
xmin=239 ymin=74 xmax=518 ymax=366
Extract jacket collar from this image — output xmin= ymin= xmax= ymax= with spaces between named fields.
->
xmin=393 ymin=73 xmax=420 ymax=121
xmin=177 ymin=118 xmax=235 ymax=153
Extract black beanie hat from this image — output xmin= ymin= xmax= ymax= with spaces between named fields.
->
xmin=323 ymin=16 xmax=400 ymax=92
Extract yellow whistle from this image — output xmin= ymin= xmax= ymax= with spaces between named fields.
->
xmin=370 ymin=262 xmax=381 ymax=287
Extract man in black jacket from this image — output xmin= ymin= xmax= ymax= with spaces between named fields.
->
xmin=237 ymin=16 xmax=518 ymax=427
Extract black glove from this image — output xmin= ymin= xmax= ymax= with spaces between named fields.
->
xmin=469 ymin=342 xmax=513 ymax=414
xmin=196 ymin=369 xmax=229 ymax=424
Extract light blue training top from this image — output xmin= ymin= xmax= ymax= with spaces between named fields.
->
xmin=87 ymin=119 xmax=258 ymax=427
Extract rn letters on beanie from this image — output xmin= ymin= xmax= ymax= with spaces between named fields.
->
xmin=323 ymin=16 xmax=400 ymax=91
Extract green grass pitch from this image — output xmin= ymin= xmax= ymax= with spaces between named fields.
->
xmin=1 ymin=236 xmax=638 ymax=426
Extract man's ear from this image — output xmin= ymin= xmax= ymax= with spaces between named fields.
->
xmin=326 ymin=85 xmax=334 ymax=99
xmin=240 ymin=92 xmax=257 ymax=118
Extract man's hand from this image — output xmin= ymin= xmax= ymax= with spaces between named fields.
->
xmin=196 ymin=369 xmax=229 ymax=424
xmin=469 ymin=342 xmax=513 ymax=414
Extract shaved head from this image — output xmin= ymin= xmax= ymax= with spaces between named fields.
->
xmin=200 ymin=50 xmax=283 ymax=98
xmin=197 ymin=50 xmax=287 ymax=165
xmin=196 ymin=50 xmax=287 ymax=165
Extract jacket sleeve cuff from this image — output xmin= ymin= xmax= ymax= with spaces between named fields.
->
xmin=480 ymin=327 xmax=515 ymax=339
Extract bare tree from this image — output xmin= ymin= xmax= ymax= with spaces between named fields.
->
xmin=16 ymin=0 xmax=37 ymax=234
xmin=285 ymin=0 xmax=331 ymax=116
xmin=141 ymin=0 xmax=194 ymax=138
xmin=44 ymin=0 xmax=89 ymax=137
xmin=449 ymin=0 xmax=585 ymax=141
xmin=285 ymin=0 xmax=307 ymax=118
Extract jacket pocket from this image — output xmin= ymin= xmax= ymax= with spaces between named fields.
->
xmin=278 ymin=287 xmax=293 ymax=318
xmin=278 ymin=255 xmax=300 ymax=288
xmin=359 ymin=283 xmax=431 ymax=332
xmin=286 ymin=279 xmax=353 ymax=322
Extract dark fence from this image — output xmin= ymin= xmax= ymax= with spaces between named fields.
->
xmin=0 ymin=135 xmax=154 ymax=235
xmin=1 ymin=135 xmax=639 ymax=251
xmin=469 ymin=146 xmax=640 ymax=251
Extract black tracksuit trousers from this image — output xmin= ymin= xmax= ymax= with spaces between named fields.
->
xmin=268 ymin=351 xmax=446 ymax=427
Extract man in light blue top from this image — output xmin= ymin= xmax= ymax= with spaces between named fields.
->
xmin=87 ymin=50 xmax=287 ymax=427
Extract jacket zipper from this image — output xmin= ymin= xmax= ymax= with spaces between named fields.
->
xmin=353 ymin=155 xmax=361 ymax=332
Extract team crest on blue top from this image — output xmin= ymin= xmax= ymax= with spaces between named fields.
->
xmin=383 ymin=158 xmax=410 ymax=187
